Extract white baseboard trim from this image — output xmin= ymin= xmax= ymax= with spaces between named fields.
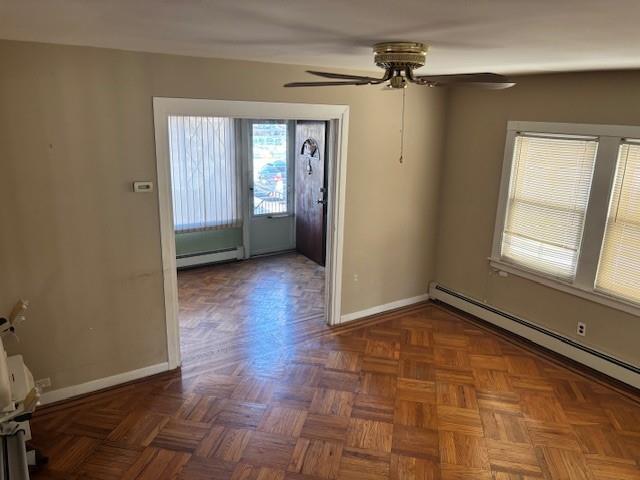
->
xmin=429 ymin=282 xmax=640 ymax=389
xmin=176 ymin=247 xmax=242 ymax=268
xmin=39 ymin=362 xmax=171 ymax=405
xmin=340 ymin=293 xmax=430 ymax=324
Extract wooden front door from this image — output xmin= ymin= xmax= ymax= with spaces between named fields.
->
xmin=295 ymin=121 xmax=327 ymax=266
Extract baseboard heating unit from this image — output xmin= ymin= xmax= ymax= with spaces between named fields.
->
xmin=176 ymin=246 xmax=243 ymax=269
xmin=429 ymin=282 xmax=640 ymax=390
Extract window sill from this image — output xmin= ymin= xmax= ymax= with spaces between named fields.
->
xmin=488 ymin=257 xmax=640 ymax=318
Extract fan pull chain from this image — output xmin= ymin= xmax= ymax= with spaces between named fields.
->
xmin=399 ymin=86 xmax=406 ymax=163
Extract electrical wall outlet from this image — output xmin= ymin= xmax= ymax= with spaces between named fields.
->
xmin=35 ymin=377 xmax=52 ymax=389
xmin=577 ymin=322 xmax=586 ymax=337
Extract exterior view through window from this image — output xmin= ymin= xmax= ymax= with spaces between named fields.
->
xmin=252 ymin=122 xmax=288 ymax=215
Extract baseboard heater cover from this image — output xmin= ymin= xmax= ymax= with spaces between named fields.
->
xmin=429 ymin=282 xmax=640 ymax=389
xmin=176 ymin=246 xmax=243 ymax=268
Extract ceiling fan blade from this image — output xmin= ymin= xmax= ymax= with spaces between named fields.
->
xmin=414 ymin=73 xmax=515 ymax=89
xmin=306 ymin=70 xmax=385 ymax=82
xmin=284 ymin=80 xmax=369 ymax=87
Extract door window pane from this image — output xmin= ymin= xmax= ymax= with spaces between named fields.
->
xmin=252 ymin=122 xmax=288 ymax=215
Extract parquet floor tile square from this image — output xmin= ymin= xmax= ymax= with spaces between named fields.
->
xmin=29 ymin=254 xmax=640 ymax=479
xmin=436 ymin=383 xmax=478 ymax=409
xmin=241 ymin=431 xmax=298 ymax=469
xmin=468 ymin=354 xmax=508 ymax=371
xmin=352 ymin=393 xmax=395 ymax=422
xmin=585 ymin=455 xmax=640 ymax=480
xmin=233 ymin=464 xmax=286 ymax=480
xmin=479 ymin=410 xmax=530 ymax=444
xmin=526 ymin=420 xmax=583 ymax=451
xmin=337 ymin=448 xmax=390 ymax=480
xmin=288 ymin=438 xmax=343 ymax=479
xmin=62 ymin=408 xmax=127 ymax=440
xmin=151 ymin=419 xmax=211 ymax=452
xmin=400 ymin=358 xmax=437 ymax=381
xmin=107 ymin=411 xmax=170 ymax=447
xmin=536 ymin=446 xmax=595 ymax=480
xmin=326 ymin=351 xmax=361 ymax=372
xmin=204 ymin=426 xmax=253 ymax=461
xmin=258 ymin=406 xmax=308 ymax=437
xmin=573 ymin=424 xmax=631 ymax=459
xmin=271 ymin=384 xmax=316 ymax=410
xmin=231 ymin=377 xmax=276 ymax=404
xmin=309 ymin=389 xmax=354 ymax=417
xmin=214 ymin=400 xmax=267 ymax=429
xmin=403 ymin=328 xmax=432 ymax=348
xmin=485 ymin=439 xmax=542 ymax=477
xmin=394 ymin=400 xmax=437 ymax=429
xmin=390 ymin=454 xmax=440 ymax=480
xmin=365 ymin=339 xmax=400 ymax=360
xmin=317 ymin=369 xmax=360 ymax=392
xmin=43 ymin=434 xmax=100 ymax=472
xmin=439 ymin=431 xmax=489 ymax=469
xmin=473 ymin=369 xmax=513 ymax=393
xmin=362 ymin=356 xmax=399 ymax=375
xmin=392 ymin=425 xmax=439 ymax=460
xmin=346 ymin=418 xmax=394 ymax=453
xmin=301 ymin=413 xmax=350 ymax=442
xmin=436 ymin=406 xmax=484 ymax=437
xmin=175 ymin=394 xmax=223 ymax=423
xmin=360 ymin=372 xmax=398 ymax=398
xmin=434 ymin=348 xmax=471 ymax=370
xmin=75 ymin=443 xmax=143 ymax=480
xmin=396 ymin=378 xmax=437 ymax=403
xmin=122 ymin=447 xmax=191 ymax=480
xmin=177 ymin=456 xmax=236 ymax=480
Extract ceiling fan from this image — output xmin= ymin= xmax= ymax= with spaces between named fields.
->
xmin=284 ymin=42 xmax=515 ymax=89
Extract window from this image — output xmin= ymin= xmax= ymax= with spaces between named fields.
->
xmin=168 ymin=116 xmax=241 ymax=232
xmin=251 ymin=122 xmax=289 ymax=215
xmin=596 ymin=142 xmax=640 ymax=302
xmin=501 ymin=134 xmax=597 ymax=279
xmin=492 ymin=122 xmax=640 ymax=314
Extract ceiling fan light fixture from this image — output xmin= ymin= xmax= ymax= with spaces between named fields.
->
xmin=373 ymin=42 xmax=428 ymax=70
xmin=282 ymin=41 xmax=515 ymax=90
xmin=389 ymin=75 xmax=407 ymax=89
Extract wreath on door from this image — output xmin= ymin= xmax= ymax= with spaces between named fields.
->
xmin=300 ymin=138 xmax=320 ymax=175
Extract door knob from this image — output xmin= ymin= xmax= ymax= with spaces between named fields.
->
xmin=317 ymin=199 xmax=326 ymax=205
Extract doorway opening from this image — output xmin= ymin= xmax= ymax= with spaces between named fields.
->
xmin=153 ymin=99 xmax=349 ymax=369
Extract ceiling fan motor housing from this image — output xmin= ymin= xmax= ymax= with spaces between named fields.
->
xmin=373 ymin=42 xmax=428 ymax=70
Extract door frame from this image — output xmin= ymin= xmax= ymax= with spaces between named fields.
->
xmin=153 ymin=97 xmax=350 ymax=369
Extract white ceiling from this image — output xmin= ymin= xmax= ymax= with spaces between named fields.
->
xmin=2 ymin=0 xmax=640 ymax=75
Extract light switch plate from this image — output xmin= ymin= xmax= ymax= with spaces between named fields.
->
xmin=133 ymin=181 xmax=153 ymax=193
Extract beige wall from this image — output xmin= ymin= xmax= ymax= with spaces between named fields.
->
xmin=0 ymin=40 xmax=447 ymax=390
xmin=436 ymin=71 xmax=640 ymax=366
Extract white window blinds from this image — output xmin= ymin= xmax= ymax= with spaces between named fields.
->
xmin=596 ymin=142 xmax=640 ymax=302
xmin=501 ymin=134 xmax=598 ymax=279
xmin=168 ymin=116 xmax=241 ymax=232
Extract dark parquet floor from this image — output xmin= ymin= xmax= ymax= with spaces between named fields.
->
xmin=29 ymin=254 xmax=640 ymax=479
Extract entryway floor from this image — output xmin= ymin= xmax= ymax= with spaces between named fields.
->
xmin=178 ymin=252 xmax=327 ymax=369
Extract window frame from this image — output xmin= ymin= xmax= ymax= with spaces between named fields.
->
xmin=491 ymin=121 xmax=640 ymax=317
